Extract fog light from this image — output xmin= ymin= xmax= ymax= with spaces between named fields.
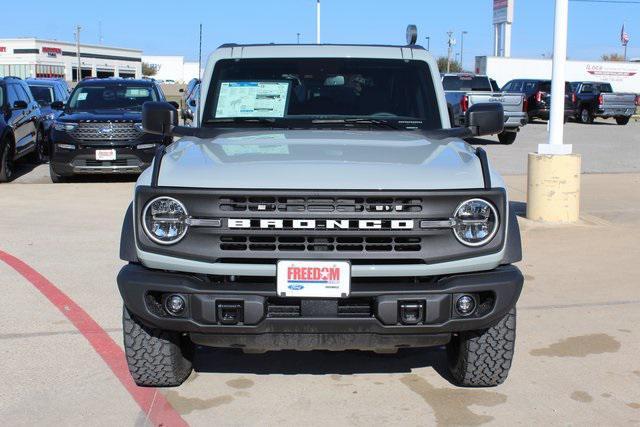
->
xmin=165 ymin=294 xmax=186 ymax=316
xmin=455 ymin=295 xmax=476 ymax=316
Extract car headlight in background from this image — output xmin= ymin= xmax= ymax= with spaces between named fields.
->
xmin=452 ymin=199 xmax=499 ymax=247
xmin=53 ymin=121 xmax=78 ymax=132
xmin=142 ymin=197 xmax=189 ymax=245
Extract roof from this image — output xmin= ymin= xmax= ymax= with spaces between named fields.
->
xmin=75 ymin=78 xmax=155 ymax=86
xmin=0 ymin=37 xmax=142 ymax=53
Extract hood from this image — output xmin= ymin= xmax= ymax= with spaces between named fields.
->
xmin=58 ymin=110 xmax=142 ymax=122
xmin=155 ymin=130 xmax=486 ymax=190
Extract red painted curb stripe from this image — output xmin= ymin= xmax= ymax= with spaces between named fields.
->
xmin=0 ymin=250 xmax=188 ymax=427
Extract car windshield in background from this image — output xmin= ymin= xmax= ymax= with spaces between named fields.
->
xmin=442 ymin=76 xmax=492 ymax=92
xmin=29 ymin=85 xmax=54 ymax=106
xmin=66 ymin=85 xmax=158 ymax=111
xmin=204 ymin=58 xmax=441 ymax=130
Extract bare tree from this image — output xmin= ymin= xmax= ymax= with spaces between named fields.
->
xmin=437 ymin=57 xmax=463 ymax=73
xmin=142 ymin=62 xmax=158 ymax=76
xmin=601 ymin=53 xmax=625 ymax=62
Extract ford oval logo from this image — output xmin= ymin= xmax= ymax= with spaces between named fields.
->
xmin=288 ymin=284 xmax=304 ymax=291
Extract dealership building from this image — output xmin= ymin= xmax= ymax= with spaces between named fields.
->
xmin=0 ymin=38 xmax=142 ymax=81
xmin=141 ymin=55 xmax=201 ymax=83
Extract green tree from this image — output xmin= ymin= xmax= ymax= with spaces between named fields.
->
xmin=437 ymin=57 xmax=463 ymax=73
xmin=142 ymin=62 xmax=158 ymax=76
xmin=601 ymin=53 xmax=625 ymax=62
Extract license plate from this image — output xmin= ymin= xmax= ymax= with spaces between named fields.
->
xmin=277 ymin=260 xmax=351 ymax=298
xmin=96 ymin=149 xmax=116 ymax=161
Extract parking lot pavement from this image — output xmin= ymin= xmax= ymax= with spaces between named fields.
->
xmin=1 ymin=123 xmax=639 ymax=425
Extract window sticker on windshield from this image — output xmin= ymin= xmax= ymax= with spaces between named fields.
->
xmin=215 ymin=81 xmax=290 ymax=118
xmin=77 ymin=92 xmax=88 ymax=101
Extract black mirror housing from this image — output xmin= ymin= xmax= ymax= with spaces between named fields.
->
xmin=465 ymin=103 xmax=504 ymax=137
xmin=189 ymin=99 xmax=197 ymax=107
xmin=51 ymin=101 xmax=65 ymax=110
xmin=13 ymin=100 xmax=28 ymax=110
xmin=142 ymin=101 xmax=178 ymax=137
xmin=168 ymin=101 xmax=180 ymax=110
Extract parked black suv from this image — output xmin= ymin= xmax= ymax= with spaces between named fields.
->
xmin=0 ymin=77 xmax=42 ymax=182
xmin=49 ymin=78 xmax=176 ymax=182
xmin=502 ymin=79 xmax=574 ymax=122
xmin=26 ymin=78 xmax=70 ymax=162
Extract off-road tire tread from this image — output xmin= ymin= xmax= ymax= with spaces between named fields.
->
xmin=447 ymin=307 xmax=516 ymax=387
xmin=122 ymin=306 xmax=192 ymax=387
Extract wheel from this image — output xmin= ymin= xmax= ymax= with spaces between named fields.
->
xmin=579 ymin=107 xmax=593 ymax=124
xmin=0 ymin=138 xmax=14 ymax=183
xmin=49 ymin=162 xmax=67 ymax=183
xmin=123 ymin=306 xmax=193 ymax=387
xmin=497 ymin=131 xmax=517 ymax=145
xmin=447 ymin=307 xmax=516 ymax=387
xmin=30 ymin=127 xmax=47 ymax=164
xmin=615 ymin=116 xmax=630 ymax=126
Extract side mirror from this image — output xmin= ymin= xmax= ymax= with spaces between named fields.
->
xmin=142 ymin=101 xmax=178 ymax=137
xmin=13 ymin=100 xmax=28 ymax=110
xmin=168 ymin=101 xmax=180 ymax=110
xmin=189 ymin=99 xmax=197 ymax=107
xmin=51 ymin=101 xmax=65 ymax=110
xmin=178 ymin=88 xmax=185 ymax=93
xmin=465 ymin=103 xmax=504 ymax=137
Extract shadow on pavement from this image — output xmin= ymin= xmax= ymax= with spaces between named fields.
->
xmin=193 ymin=346 xmax=453 ymax=381
xmin=9 ymin=161 xmax=40 ymax=181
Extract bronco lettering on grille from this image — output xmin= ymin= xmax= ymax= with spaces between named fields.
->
xmin=227 ymin=219 xmax=415 ymax=230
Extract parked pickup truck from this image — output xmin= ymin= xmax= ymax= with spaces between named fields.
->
xmin=117 ymin=42 xmax=523 ymax=388
xmin=443 ymin=73 xmax=527 ymax=145
xmin=569 ymin=81 xmax=637 ymax=125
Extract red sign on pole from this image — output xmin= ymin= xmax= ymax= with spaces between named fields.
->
xmin=0 ymin=47 xmax=6 ymax=53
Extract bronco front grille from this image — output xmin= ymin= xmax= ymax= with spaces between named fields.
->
xmin=218 ymin=196 xmax=423 ymax=213
xmin=219 ymin=235 xmax=422 ymax=252
xmin=69 ymin=122 xmax=142 ymax=141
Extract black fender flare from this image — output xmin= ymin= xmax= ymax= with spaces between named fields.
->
xmin=502 ymin=206 xmax=522 ymax=265
xmin=120 ymin=202 xmax=139 ymax=263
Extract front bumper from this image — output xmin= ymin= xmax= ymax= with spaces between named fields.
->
xmin=118 ymin=263 xmax=523 ymax=351
xmin=50 ymin=144 xmax=156 ymax=176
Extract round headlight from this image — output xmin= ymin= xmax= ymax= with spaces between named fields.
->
xmin=142 ymin=197 xmax=188 ymax=245
xmin=452 ymin=199 xmax=499 ymax=247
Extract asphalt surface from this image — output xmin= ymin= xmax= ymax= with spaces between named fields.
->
xmin=1 ymin=120 xmax=639 ymax=425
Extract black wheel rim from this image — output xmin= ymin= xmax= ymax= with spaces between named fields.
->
xmin=37 ymin=130 xmax=45 ymax=161
xmin=3 ymin=144 xmax=12 ymax=179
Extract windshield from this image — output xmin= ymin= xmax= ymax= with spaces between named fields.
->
xmin=66 ymin=84 xmax=158 ymax=111
xmin=442 ymin=76 xmax=492 ymax=92
xmin=29 ymin=85 xmax=54 ymax=106
xmin=203 ymin=58 xmax=441 ymax=130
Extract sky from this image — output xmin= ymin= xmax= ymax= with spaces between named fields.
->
xmin=1 ymin=0 xmax=638 ymax=69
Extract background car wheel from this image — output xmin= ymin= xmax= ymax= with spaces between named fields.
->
xmin=30 ymin=128 xmax=47 ymax=164
xmin=122 ymin=306 xmax=193 ymax=387
xmin=580 ymin=107 xmax=594 ymax=124
xmin=49 ymin=163 xmax=67 ymax=183
xmin=615 ymin=116 xmax=630 ymax=126
xmin=446 ymin=307 xmax=516 ymax=387
xmin=497 ymin=131 xmax=517 ymax=145
xmin=0 ymin=138 xmax=15 ymax=183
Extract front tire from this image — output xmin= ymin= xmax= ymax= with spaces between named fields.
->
xmin=615 ymin=116 xmax=630 ymax=126
xmin=497 ymin=131 xmax=517 ymax=145
xmin=123 ymin=306 xmax=193 ymax=387
xmin=447 ymin=307 xmax=516 ymax=387
xmin=49 ymin=162 xmax=67 ymax=183
xmin=0 ymin=138 xmax=14 ymax=183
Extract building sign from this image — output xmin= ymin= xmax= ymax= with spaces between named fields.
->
xmin=0 ymin=46 xmax=6 ymax=53
xmin=42 ymin=46 xmax=62 ymax=57
xmin=586 ymin=63 xmax=638 ymax=82
xmin=493 ymin=0 xmax=514 ymax=24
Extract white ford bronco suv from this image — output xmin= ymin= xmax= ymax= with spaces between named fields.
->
xmin=118 ymin=40 xmax=523 ymax=387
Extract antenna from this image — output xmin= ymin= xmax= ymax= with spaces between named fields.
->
xmin=198 ymin=24 xmax=203 ymax=79
xmin=75 ymin=25 xmax=82 ymax=82
xmin=98 ymin=21 xmax=103 ymax=44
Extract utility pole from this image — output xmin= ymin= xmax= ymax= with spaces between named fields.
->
xmin=425 ymin=36 xmax=430 ymax=51
xmin=316 ymin=0 xmax=321 ymax=44
xmin=75 ymin=25 xmax=82 ymax=82
xmin=198 ymin=23 xmax=203 ymax=79
xmin=297 ymin=32 xmax=301 ymax=44
xmin=446 ymin=31 xmax=455 ymax=73
xmin=460 ymin=31 xmax=468 ymax=71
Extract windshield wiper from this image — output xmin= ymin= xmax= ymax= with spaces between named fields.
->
xmin=206 ymin=117 xmax=279 ymax=125
xmin=311 ymin=118 xmax=401 ymax=130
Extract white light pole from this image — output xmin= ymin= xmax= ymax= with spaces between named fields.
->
xmin=316 ymin=0 xmax=321 ymax=44
xmin=539 ymin=0 xmax=571 ymax=155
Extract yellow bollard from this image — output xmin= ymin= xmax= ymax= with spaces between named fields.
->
xmin=526 ymin=153 xmax=581 ymax=223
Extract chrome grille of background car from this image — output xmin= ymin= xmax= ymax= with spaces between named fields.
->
xmin=218 ymin=196 xmax=424 ymax=213
xmin=69 ymin=122 xmax=141 ymax=141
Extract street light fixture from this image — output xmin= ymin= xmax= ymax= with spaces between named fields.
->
xmin=425 ymin=36 xmax=430 ymax=51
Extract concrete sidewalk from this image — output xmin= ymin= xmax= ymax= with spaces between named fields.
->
xmin=0 ymin=174 xmax=639 ymax=425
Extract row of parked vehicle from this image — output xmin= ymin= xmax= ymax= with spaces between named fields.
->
xmin=442 ymin=73 xmax=639 ymax=144
xmin=0 ymin=76 xmax=176 ymax=183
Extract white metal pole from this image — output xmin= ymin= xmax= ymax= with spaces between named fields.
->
xmin=493 ymin=25 xmax=499 ymax=56
xmin=504 ymin=23 xmax=512 ymax=57
xmin=539 ymin=0 xmax=572 ymax=155
xmin=316 ymin=0 xmax=321 ymax=44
